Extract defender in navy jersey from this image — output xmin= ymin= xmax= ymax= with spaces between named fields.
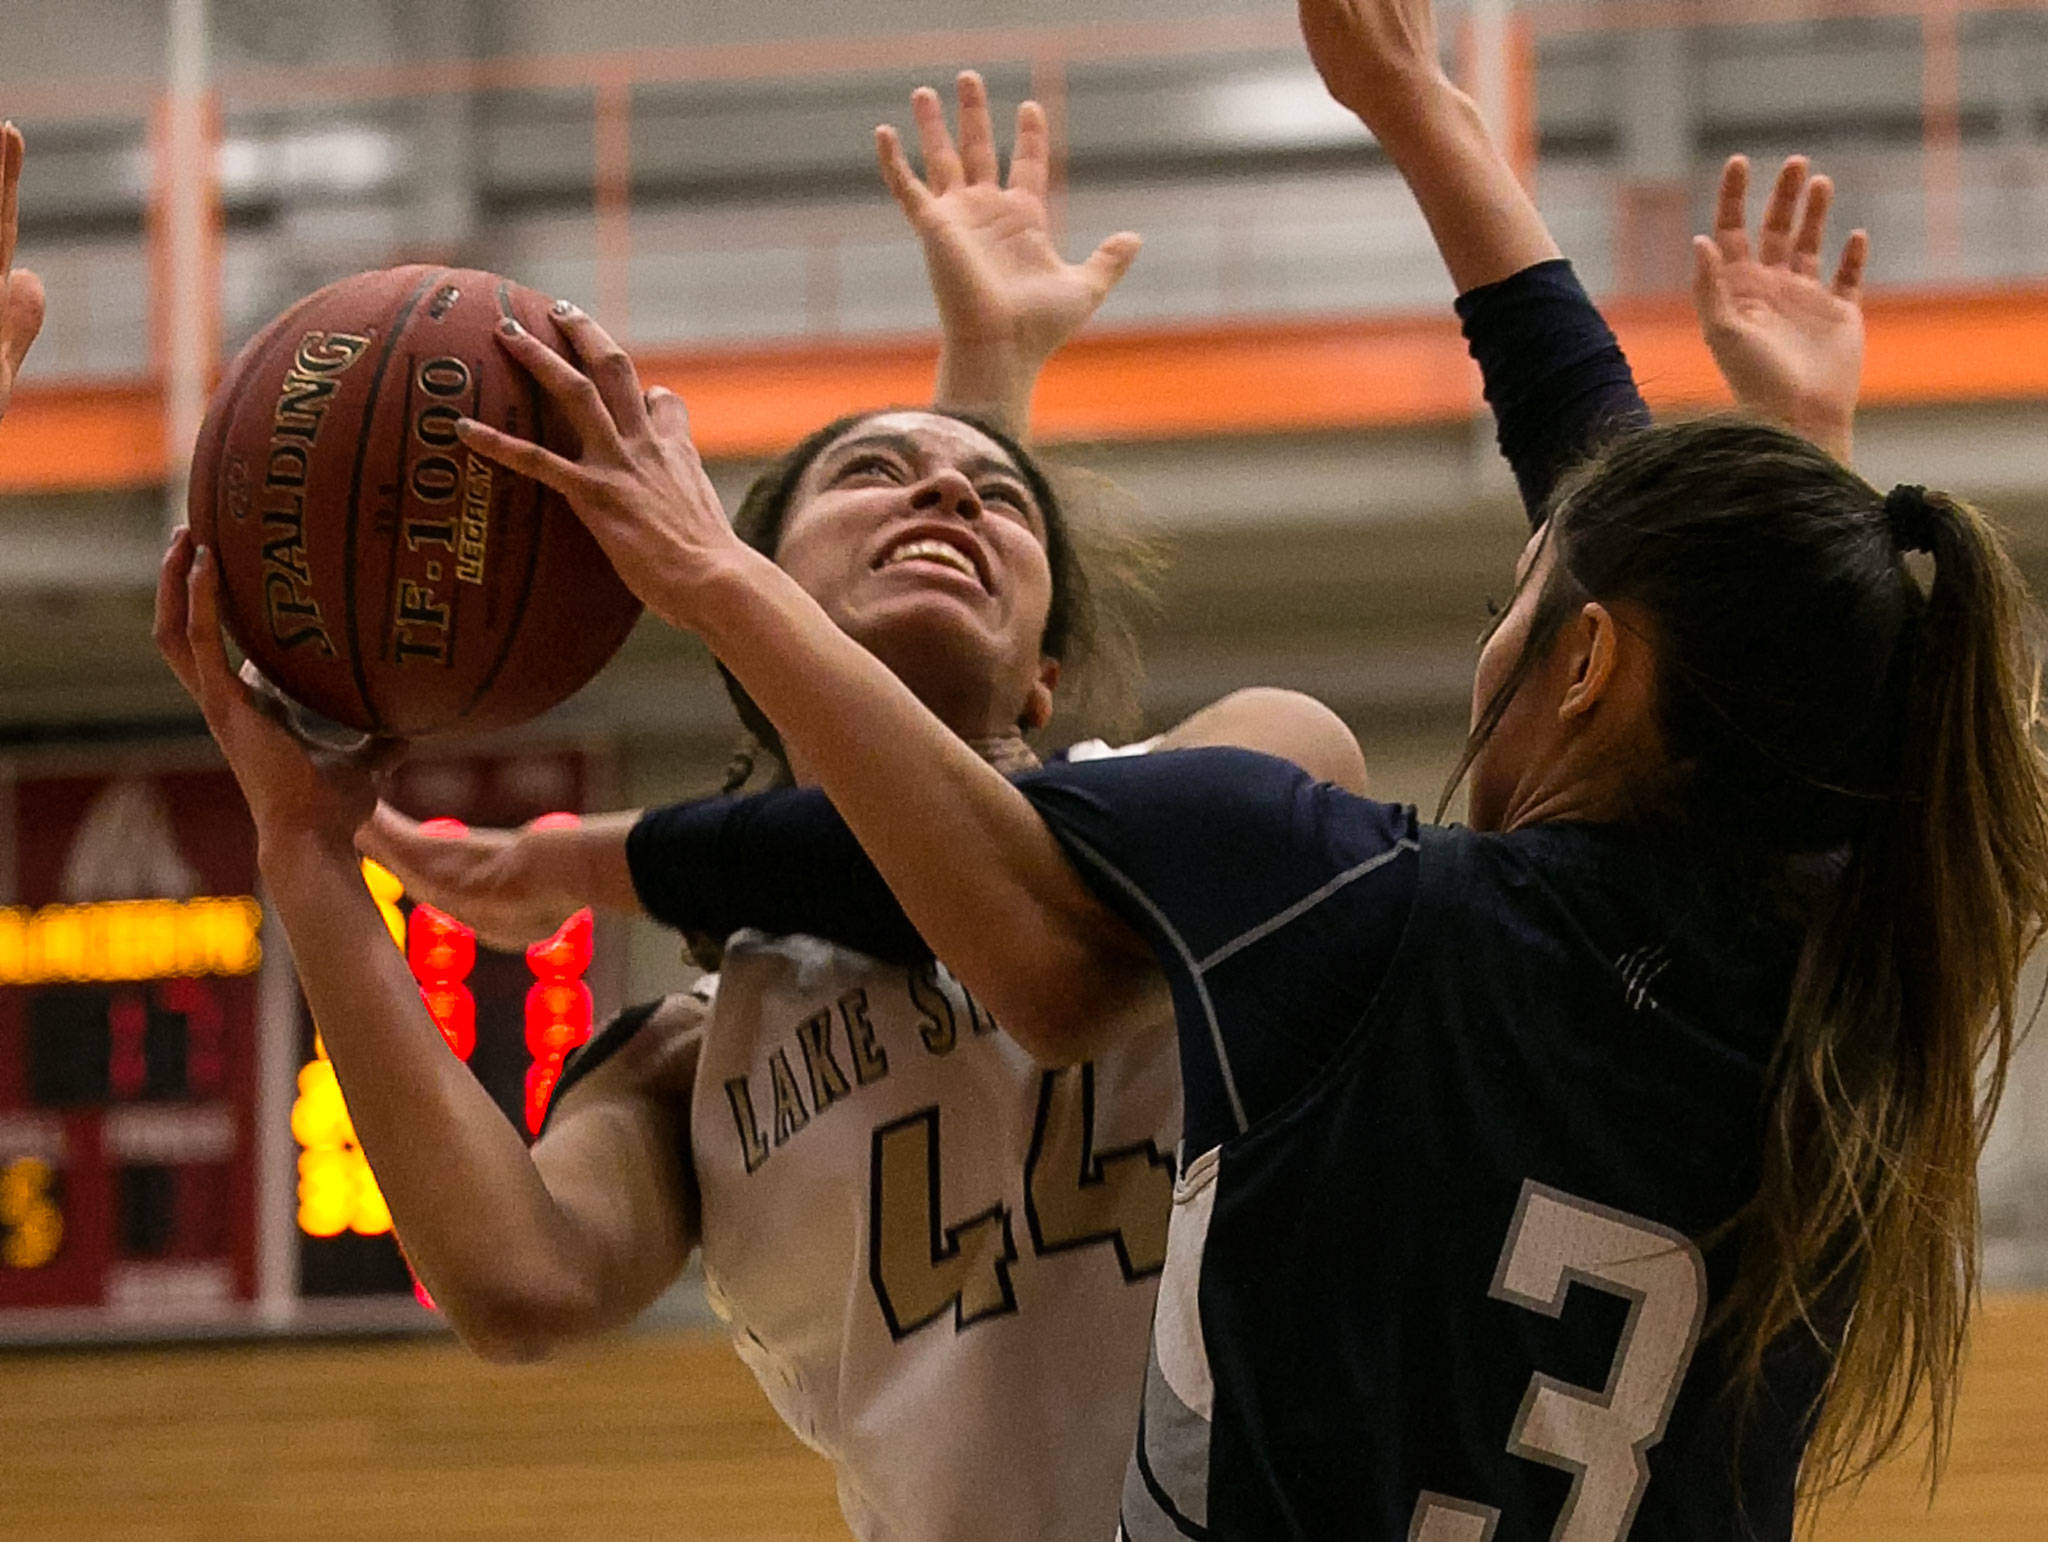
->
xmin=508 ymin=9 xmax=2048 ymax=1542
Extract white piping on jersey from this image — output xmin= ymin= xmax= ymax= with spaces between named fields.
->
xmin=1195 ymin=838 xmax=1421 ymax=974
xmin=1057 ymin=832 xmax=1422 ymax=1139
xmin=1058 ymin=833 xmax=1253 ymax=1135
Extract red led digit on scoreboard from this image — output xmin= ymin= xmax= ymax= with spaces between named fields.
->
xmin=523 ymin=813 xmax=593 ymax=1136
xmin=408 ymin=819 xmax=477 ymax=1062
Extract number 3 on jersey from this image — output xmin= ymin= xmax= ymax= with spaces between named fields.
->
xmin=1412 ymin=1182 xmax=1707 ymax=1542
xmin=868 ymin=1064 xmax=1173 ymax=1339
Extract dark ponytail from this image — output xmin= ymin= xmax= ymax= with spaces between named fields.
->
xmin=1451 ymin=418 xmax=2048 ymax=1502
xmin=1746 ymin=480 xmax=2048 ymax=1494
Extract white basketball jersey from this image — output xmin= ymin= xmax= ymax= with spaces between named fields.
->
xmin=691 ymin=928 xmax=1179 ymax=1542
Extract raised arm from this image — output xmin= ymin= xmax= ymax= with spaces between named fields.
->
xmin=155 ymin=532 xmax=694 ymax=1360
xmin=0 ymin=123 xmax=48 ymax=425
xmin=1301 ymin=0 xmax=1647 ymax=523
xmin=1693 ymin=154 xmax=1868 ymax=463
xmin=881 ymin=72 xmax=1141 ymax=435
xmin=1300 ymin=0 xmax=1552 ymax=290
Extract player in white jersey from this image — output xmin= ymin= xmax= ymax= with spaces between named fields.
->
xmin=158 ymin=76 xmax=1366 ymax=1542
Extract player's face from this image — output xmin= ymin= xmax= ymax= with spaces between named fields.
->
xmin=1466 ymin=525 xmax=1558 ymax=831
xmin=774 ymin=412 xmax=1060 ymax=731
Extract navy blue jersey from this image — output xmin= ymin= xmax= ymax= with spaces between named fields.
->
xmin=627 ymin=751 xmax=1826 ymax=1539
xmin=1025 ymin=754 xmax=1823 ymax=1540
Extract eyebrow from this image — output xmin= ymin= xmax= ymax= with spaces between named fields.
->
xmin=823 ymin=431 xmax=1030 ymax=489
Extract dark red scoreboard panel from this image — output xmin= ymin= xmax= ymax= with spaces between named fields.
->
xmin=0 ymin=747 xmax=606 ymax=1340
xmin=0 ymin=767 xmax=261 ymax=1324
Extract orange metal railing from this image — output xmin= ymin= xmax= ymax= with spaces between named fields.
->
xmin=2 ymin=2 xmax=2046 ymax=494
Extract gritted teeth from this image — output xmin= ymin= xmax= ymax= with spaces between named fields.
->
xmin=876 ymin=534 xmax=987 ymax=590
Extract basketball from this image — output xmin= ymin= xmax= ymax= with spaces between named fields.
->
xmin=186 ymin=265 xmax=642 ymax=738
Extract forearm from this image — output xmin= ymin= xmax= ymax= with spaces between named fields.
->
xmin=1350 ymin=72 xmax=1644 ymax=520
xmin=1456 ymin=261 xmax=1650 ymax=522
xmin=683 ymin=551 xmax=1151 ymax=1057
xmin=934 ymin=339 xmax=1038 ymax=439
xmin=1780 ymin=399 xmax=1854 ymax=464
xmin=261 ymin=834 xmax=603 ymax=1353
xmin=1363 ymin=75 xmax=1558 ymax=294
xmin=525 ymin=811 xmax=644 ymax=917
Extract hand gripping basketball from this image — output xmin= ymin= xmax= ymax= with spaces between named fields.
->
xmin=453 ymin=306 xmax=746 ymax=634
xmin=154 ymin=527 xmax=403 ymax=854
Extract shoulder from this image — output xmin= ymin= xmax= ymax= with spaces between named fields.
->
xmin=547 ymin=983 xmax=715 ymax=1122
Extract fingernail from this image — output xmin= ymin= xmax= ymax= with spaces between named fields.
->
xmin=499 ymin=317 xmax=524 ymax=337
xmin=551 ymin=298 xmax=575 ymax=316
xmin=454 ymin=416 xmax=478 ymax=436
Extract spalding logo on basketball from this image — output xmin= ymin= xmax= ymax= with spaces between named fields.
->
xmin=188 ymin=265 xmax=643 ymax=737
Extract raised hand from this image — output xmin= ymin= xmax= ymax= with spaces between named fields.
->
xmin=1296 ymin=0 xmax=1555 ymax=291
xmin=1693 ymin=154 xmax=1868 ymax=463
xmin=154 ymin=528 xmax=401 ymax=856
xmin=878 ymin=72 xmax=1141 ymax=431
xmin=453 ymin=304 xmax=744 ymax=634
xmin=0 ymin=123 xmax=49 ymax=424
xmin=1297 ymin=0 xmax=1450 ymax=131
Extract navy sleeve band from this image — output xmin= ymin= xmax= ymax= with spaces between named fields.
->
xmin=1456 ymin=258 xmax=1652 ymax=523
xmin=628 ymin=791 xmax=931 ymax=963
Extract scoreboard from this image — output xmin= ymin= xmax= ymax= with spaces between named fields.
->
xmin=0 ymin=745 xmax=612 ymax=1342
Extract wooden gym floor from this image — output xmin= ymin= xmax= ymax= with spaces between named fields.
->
xmin=5 ymin=1295 xmax=2048 ymax=1539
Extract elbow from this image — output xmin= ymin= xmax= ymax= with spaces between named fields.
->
xmin=437 ymin=1272 xmax=607 ymax=1366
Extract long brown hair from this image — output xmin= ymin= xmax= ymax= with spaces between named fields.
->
xmin=1453 ymin=417 xmax=2048 ymax=1501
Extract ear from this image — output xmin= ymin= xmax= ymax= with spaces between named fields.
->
xmin=1556 ymin=602 xmax=1622 ymax=722
xmin=1018 ymin=656 xmax=1061 ymax=732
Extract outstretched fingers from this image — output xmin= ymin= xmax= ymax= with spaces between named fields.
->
xmin=953 ymin=71 xmax=999 ymax=186
xmin=1 ymin=124 xmax=21 ymax=280
xmin=1712 ymin=155 xmax=1752 ymax=264
xmin=1082 ymin=231 xmax=1144 ymax=296
xmin=1008 ymin=99 xmax=1050 ymax=202
xmin=910 ymin=85 xmax=964 ymax=195
xmin=1790 ymin=175 xmax=1833 ymax=279
xmin=1755 ymin=155 xmax=1809 ymax=267
xmin=875 ymin=124 xmax=935 ymax=221
xmin=1690 ymin=233 xmax=1730 ymax=327
xmin=5 ymin=269 xmax=44 ymax=374
xmin=0 ymin=121 xmax=39 ymax=385
xmin=1833 ymin=228 xmax=1870 ymax=302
